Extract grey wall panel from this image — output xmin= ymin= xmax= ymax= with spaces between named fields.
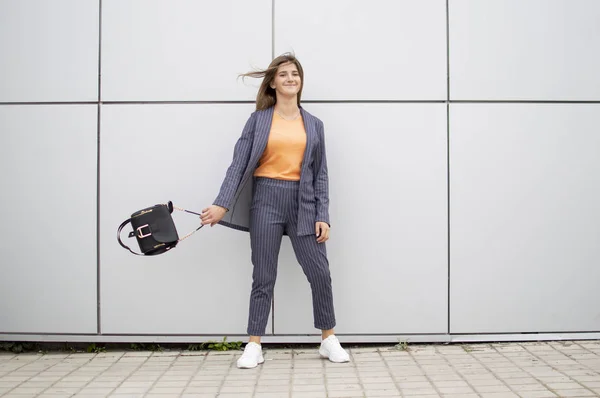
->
xmin=450 ymin=104 xmax=600 ymax=333
xmin=101 ymin=0 xmax=271 ymax=102
xmin=450 ymin=0 xmax=600 ymax=100
xmin=100 ymin=104 xmax=273 ymax=335
xmin=0 ymin=105 xmax=98 ymax=334
xmin=0 ymin=0 xmax=99 ymax=102
xmin=274 ymin=104 xmax=448 ymax=334
xmin=274 ymin=0 xmax=447 ymax=101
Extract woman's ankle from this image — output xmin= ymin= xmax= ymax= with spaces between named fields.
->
xmin=249 ymin=336 xmax=261 ymax=345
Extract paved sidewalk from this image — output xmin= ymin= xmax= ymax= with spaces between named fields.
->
xmin=1 ymin=341 xmax=600 ymax=398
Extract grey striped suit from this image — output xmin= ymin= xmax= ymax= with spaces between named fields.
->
xmin=213 ymin=106 xmax=336 ymax=335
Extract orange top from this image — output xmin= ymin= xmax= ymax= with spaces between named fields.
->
xmin=253 ymin=113 xmax=307 ymax=181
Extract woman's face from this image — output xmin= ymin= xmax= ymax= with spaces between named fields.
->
xmin=271 ymin=62 xmax=301 ymax=99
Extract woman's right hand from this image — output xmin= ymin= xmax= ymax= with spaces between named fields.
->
xmin=200 ymin=205 xmax=227 ymax=227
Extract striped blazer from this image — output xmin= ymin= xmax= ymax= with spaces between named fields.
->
xmin=213 ymin=106 xmax=330 ymax=236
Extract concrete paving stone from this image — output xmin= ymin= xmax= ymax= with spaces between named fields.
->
xmin=194 ymin=373 xmax=228 ymax=380
xmin=326 ymin=371 xmax=358 ymax=379
xmin=326 ymin=383 xmax=363 ymax=391
xmin=255 ymin=384 xmax=289 ymax=393
xmin=327 ymin=391 xmax=365 ymax=397
xmin=14 ymin=380 xmax=55 ymax=388
xmin=364 ymin=391 xmax=401 ymax=397
xmin=188 ymin=380 xmax=223 ymax=387
xmin=292 ymin=384 xmax=326 ymax=392
xmin=292 ymin=392 xmax=327 ymax=398
xmin=479 ymin=393 xmax=520 ymax=398
xmin=7 ymin=386 xmax=48 ymax=394
xmin=259 ymin=372 xmax=292 ymax=379
xmin=112 ymin=386 xmax=151 ymax=394
xmin=563 ymin=368 xmax=599 ymax=375
xmin=352 ymin=368 xmax=389 ymax=375
xmin=93 ymin=375 xmax=127 ymax=382
xmin=432 ymin=380 xmax=469 ymax=388
xmin=361 ymin=382 xmax=398 ymax=390
xmin=228 ymin=367 xmax=261 ymax=375
xmin=552 ymin=389 xmax=598 ymax=397
xmin=220 ymin=379 xmax=257 ymax=387
xmin=351 ymin=351 xmax=381 ymax=357
xmin=147 ymin=386 xmax=186 ymax=394
xmin=382 ymin=360 xmax=418 ymax=368
xmin=462 ymin=377 xmax=504 ymax=386
xmin=118 ymin=381 xmax=155 ymax=388
xmin=397 ymin=381 xmax=433 ymax=388
xmin=165 ymin=365 xmax=198 ymax=371
xmin=38 ymin=395 xmax=79 ymax=398
xmin=258 ymin=367 xmax=293 ymax=374
xmin=292 ymin=377 xmax=323 ymax=385
xmin=458 ymin=372 xmax=496 ymax=379
xmin=1 ymin=376 xmax=30 ymax=382
xmin=474 ymin=384 xmax=515 ymax=393
xmin=253 ymin=393 xmax=290 ymax=398
xmin=353 ymin=362 xmax=386 ymax=369
xmin=87 ymin=381 xmax=121 ymax=388
xmin=395 ymin=376 xmax=430 ymax=383
xmin=437 ymin=386 xmax=476 ymax=394
xmin=157 ymin=376 xmax=192 ymax=383
xmin=326 ymin=365 xmax=356 ymax=373
xmin=183 ymin=386 xmax=219 ymax=393
xmin=536 ymin=375 xmax=575 ymax=383
xmin=400 ymin=388 xmax=440 ymax=396
xmin=124 ymin=376 xmax=159 ymax=382
xmin=517 ymin=392 xmax=559 ymax=398
xmin=257 ymin=377 xmax=289 ymax=386
xmin=511 ymin=383 xmax=552 ymax=391
xmin=0 ymin=381 xmax=21 ymax=388
xmin=42 ymin=387 xmax=82 ymax=394
xmin=388 ymin=368 xmax=425 ymax=377
xmin=291 ymin=352 xmax=320 ymax=360
xmin=77 ymin=387 xmax=114 ymax=395
xmin=180 ymin=394 xmax=217 ymax=398
xmin=60 ymin=375 xmax=96 ymax=382
xmin=582 ymin=381 xmax=600 ymax=388
xmin=262 ymin=361 xmax=293 ymax=369
xmin=546 ymin=381 xmax=587 ymax=389
xmin=426 ymin=373 xmax=463 ymax=381
xmin=359 ymin=376 xmax=394 ymax=384
xmin=326 ymin=377 xmax=361 ymax=384
xmin=379 ymin=352 xmax=413 ymax=360
xmin=219 ymin=385 xmax=255 ymax=393
xmin=54 ymin=381 xmax=89 ymax=388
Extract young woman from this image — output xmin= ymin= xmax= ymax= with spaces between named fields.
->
xmin=200 ymin=53 xmax=349 ymax=368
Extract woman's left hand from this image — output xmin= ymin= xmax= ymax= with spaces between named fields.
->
xmin=315 ymin=221 xmax=330 ymax=243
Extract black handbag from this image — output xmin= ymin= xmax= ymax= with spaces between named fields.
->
xmin=117 ymin=201 xmax=203 ymax=256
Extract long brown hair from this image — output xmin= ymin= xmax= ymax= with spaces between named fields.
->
xmin=239 ymin=53 xmax=304 ymax=111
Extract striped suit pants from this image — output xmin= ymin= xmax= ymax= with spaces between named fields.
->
xmin=247 ymin=177 xmax=336 ymax=336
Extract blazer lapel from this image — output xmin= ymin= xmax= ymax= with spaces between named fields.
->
xmin=300 ymin=108 xmax=316 ymax=174
xmin=249 ymin=107 xmax=274 ymax=167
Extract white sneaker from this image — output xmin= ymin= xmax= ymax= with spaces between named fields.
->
xmin=236 ymin=342 xmax=264 ymax=369
xmin=319 ymin=335 xmax=350 ymax=363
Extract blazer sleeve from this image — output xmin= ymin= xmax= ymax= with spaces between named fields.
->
xmin=314 ymin=119 xmax=330 ymax=226
xmin=213 ymin=112 xmax=256 ymax=210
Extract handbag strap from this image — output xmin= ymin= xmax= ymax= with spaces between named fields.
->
xmin=117 ymin=217 xmax=143 ymax=256
xmin=117 ymin=203 xmax=205 ymax=256
xmin=172 ymin=205 xmax=205 ymax=242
